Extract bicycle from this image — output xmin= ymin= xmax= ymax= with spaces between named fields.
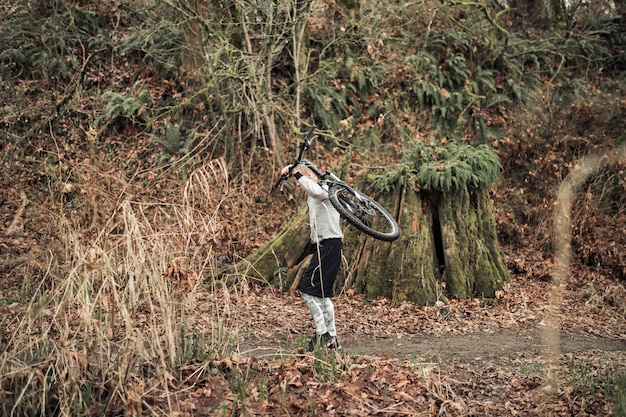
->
xmin=272 ymin=125 xmax=400 ymax=242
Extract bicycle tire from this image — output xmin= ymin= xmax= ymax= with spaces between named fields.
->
xmin=328 ymin=183 xmax=400 ymax=242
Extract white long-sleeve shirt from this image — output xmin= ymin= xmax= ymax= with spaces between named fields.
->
xmin=296 ymin=174 xmax=343 ymax=244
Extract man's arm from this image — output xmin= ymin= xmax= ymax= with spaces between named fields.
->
xmin=279 ymin=164 xmax=329 ymax=200
xmin=297 ymin=175 xmax=328 ymax=200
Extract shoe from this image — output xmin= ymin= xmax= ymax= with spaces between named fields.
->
xmin=308 ymin=332 xmax=341 ymax=351
xmin=327 ymin=335 xmax=341 ymax=350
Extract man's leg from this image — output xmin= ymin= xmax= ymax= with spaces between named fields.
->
xmin=301 ymin=292 xmax=328 ymax=335
xmin=301 ymin=293 xmax=341 ymax=350
xmin=321 ymin=297 xmax=336 ymax=337
xmin=321 ymin=297 xmax=340 ymax=349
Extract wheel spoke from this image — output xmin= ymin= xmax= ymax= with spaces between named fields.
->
xmin=329 ymin=183 xmax=400 ymax=241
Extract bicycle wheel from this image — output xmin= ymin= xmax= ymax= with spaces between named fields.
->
xmin=328 ymin=183 xmax=400 ymax=242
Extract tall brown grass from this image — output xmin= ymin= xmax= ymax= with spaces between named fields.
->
xmin=0 ymin=158 xmax=238 ymax=416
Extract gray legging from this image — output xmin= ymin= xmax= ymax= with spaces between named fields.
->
xmin=301 ymin=292 xmax=337 ymax=337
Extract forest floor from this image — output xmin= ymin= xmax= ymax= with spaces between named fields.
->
xmin=2 ymin=177 xmax=625 ymax=416
xmin=194 ymin=254 xmax=626 ymax=416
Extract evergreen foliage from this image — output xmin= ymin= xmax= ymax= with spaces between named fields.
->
xmin=115 ymin=11 xmax=185 ymax=77
xmin=96 ymin=88 xmax=152 ymax=126
xmin=306 ymin=66 xmax=350 ymax=131
xmin=2 ymin=0 xmax=623 ymax=166
xmin=0 ymin=0 xmax=110 ymax=81
xmin=149 ymin=122 xmax=197 ymax=167
xmin=404 ymin=22 xmax=530 ymax=141
xmin=373 ymin=141 xmax=502 ymax=193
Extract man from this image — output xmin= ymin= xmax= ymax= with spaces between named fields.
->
xmin=280 ymin=163 xmax=343 ymax=351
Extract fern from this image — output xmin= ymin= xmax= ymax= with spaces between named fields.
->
xmin=306 ymin=65 xmax=350 ymax=131
xmin=0 ymin=2 xmax=109 ymax=81
xmin=396 ymin=141 xmax=502 ymax=192
xmin=95 ymin=88 xmax=152 ymax=126
xmin=370 ymin=165 xmax=410 ymax=193
xmin=348 ymin=63 xmax=386 ymax=100
xmin=149 ymin=123 xmax=196 ymax=166
xmin=405 ymin=38 xmax=505 ymax=141
xmin=444 ymin=54 xmax=471 ymax=86
xmin=116 ymin=17 xmax=184 ymax=77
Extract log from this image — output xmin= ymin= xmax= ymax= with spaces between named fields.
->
xmin=232 ymin=205 xmax=310 ymax=289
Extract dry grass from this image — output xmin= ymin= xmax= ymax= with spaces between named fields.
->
xmin=2 ymin=137 xmax=624 ymax=414
xmin=0 ymin=159 xmax=238 ymax=416
xmin=0 ymin=153 xmax=462 ymax=415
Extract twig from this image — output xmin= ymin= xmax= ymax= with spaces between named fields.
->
xmin=289 ymin=254 xmax=312 ymax=296
xmin=4 ymin=190 xmax=27 ymax=236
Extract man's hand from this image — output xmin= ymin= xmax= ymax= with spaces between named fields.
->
xmin=281 ymin=164 xmax=297 ymax=176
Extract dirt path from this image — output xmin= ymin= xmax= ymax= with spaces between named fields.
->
xmin=229 ymin=285 xmax=626 ymax=367
xmin=240 ymin=326 xmax=626 ymax=364
xmin=233 ymin=311 xmax=626 ymax=415
xmin=338 ymin=328 xmax=626 ymax=361
xmin=197 ymin=280 xmax=626 ymax=414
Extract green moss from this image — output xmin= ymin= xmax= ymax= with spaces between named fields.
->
xmin=345 ymin=178 xmax=442 ymax=305
xmin=240 ymin=163 xmax=509 ymax=304
xmin=234 ymin=205 xmax=309 ymax=286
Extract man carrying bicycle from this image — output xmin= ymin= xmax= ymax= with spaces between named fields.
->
xmin=280 ymin=163 xmax=343 ymax=351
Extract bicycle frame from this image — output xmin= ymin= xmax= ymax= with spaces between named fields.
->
xmin=300 ymin=159 xmax=370 ymax=203
xmin=271 ymin=125 xmax=367 ymax=206
xmin=272 ymin=125 xmax=317 ymax=192
xmin=272 ymin=125 xmax=400 ymax=241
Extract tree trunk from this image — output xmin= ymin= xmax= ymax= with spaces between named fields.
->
xmin=437 ymin=188 xmax=509 ymax=299
xmin=346 ymin=178 xmax=441 ymax=305
xmin=438 ymin=190 xmax=473 ymax=299
xmin=182 ymin=0 xmax=208 ymax=78
xmin=233 ymin=174 xmax=509 ymax=304
xmin=232 ymin=205 xmax=310 ymax=289
xmin=471 ymin=188 xmax=510 ymax=297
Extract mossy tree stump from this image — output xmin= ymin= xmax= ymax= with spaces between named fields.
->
xmin=232 ymin=141 xmax=509 ymax=305
xmin=344 ymin=175 xmax=441 ymax=305
xmin=436 ymin=187 xmax=509 ymax=299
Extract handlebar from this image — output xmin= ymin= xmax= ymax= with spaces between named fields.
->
xmin=271 ymin=125 xmax=317 ymax=192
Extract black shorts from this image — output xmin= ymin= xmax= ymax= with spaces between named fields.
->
xmin=299 ymin=238 xmax=343 ymax=298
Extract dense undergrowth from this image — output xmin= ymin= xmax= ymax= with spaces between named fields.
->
xmin=1 ymin=0 xmax=625 ymax=414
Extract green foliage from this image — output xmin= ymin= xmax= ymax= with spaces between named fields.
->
xmin=405 ymin=31 xmax=510 ymax=141
xmin=346 ymin=58 xmax=387 ymax=100
xmin=562 ymin=15 xmax=617 ymax=71
xmin=149 ymin=122 xmax=197 ymax=166
xmin=563 ymin=356 xmax=626 ymax=415
xmin=312 ymin=348 xmax=341 ymax=381
xmin=550 ymin=77 xmax=587 ymax=108
xmin=373 ymin=141 xmax=501 ymax=193
xmin=0 ymin=1 xmax=110 ymax=81
xmin=306 ymin=65 xmax=350 ymax=131
xmin=96 ymin=88 xmax=152 ymax=126
xmin=370 ymin=164 xmax=410 ymax=193
xmin=379 ymin=1 xmax=624 ymax=143
xmin=115 ymin=10 xmax=185 ymax=77
xmin=175 ymin=327 xmax=209 ymax=370
xmin=615 ymin=371 xmax=626 ymax=417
